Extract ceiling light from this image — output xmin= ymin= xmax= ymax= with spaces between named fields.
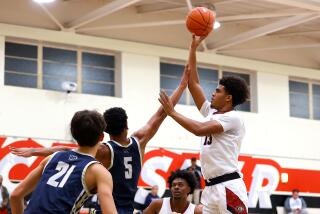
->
xmin=33 ymin=0 xmax=55 ymax=3
xmin=214 ymin=21 xmax=221 ymax=29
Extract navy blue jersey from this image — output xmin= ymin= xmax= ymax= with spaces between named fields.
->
xmin=24 ymin=150 xmax=97 ymax=214
xmin=104 ymin=137 xmax=142 ymax=210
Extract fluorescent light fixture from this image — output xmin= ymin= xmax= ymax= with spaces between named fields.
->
xmin=33 ymin=0 xmax=55 ymax=3
xmin=214 ymin=21 xmax=221 ymax=29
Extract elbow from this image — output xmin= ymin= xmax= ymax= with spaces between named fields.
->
xmin=10 ymin=190 xmax=22 ymax=202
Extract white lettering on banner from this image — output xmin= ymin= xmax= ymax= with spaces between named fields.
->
xmin=140 ymin=156 xmax=173 ymax=197
xmin=248 ymin=164 xmax=280 ymax=208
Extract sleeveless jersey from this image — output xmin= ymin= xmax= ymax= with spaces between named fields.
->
xmin=104 ymin=137 xmax=142 ymax=210
xmin=159 ymin=197 xmax=196 ymax=214
xmin=24 ymin=150 xmax=97 ymax=214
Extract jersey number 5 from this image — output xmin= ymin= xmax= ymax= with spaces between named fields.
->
xmin=124 ymin=157 xmax=133 ymax=179
xmin=47 ymin=161 xmax=76 ymax=188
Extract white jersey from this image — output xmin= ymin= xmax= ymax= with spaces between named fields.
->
xmin=200 ymin=101 xmax=245 ymax=179
xmin=159 ymin=197 xmax=196 ymax=214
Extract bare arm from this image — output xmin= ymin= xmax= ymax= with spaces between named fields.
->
xmin=159 ymin=91 xmax=224 ymax=136
xmin=10 ymin=146 xmax=72 ymax=157
xmin=92 ymin=165 xmax=117 ymax=214
xmin=188 ymin=35 xmax=207 ymax=110
xmin=194 ymin=205 xmax=203 ymax=214
xmin=10 ymin=157 xmax=50 ymax=214
xmin=143 ymin=199 xmax=162 ymax=214
xmin=132 ymin=65 xmax=190 ymax=154
xmin=94 ymin=143 xmax=111 ymax=169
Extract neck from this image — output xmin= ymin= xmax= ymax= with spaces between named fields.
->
xmin=110 ymin=134 xmax=130 ymax=145
xmin=170 ymin=197 xmax=189 ymax=213
xmin=217 ymin=105 xmax=233 ymax=113
xmin=76 ymin=144 xmax=99 ymax=157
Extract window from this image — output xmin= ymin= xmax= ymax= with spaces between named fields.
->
xmin=5 ymin=42 xmax=38 ymax=88
xmin=4 ymin=41 xmax=117 ymax=97
xmin=160 ymin=62 xmax=253 ymax=112
xmin=289 ymin=80 xmax=320 ymax=120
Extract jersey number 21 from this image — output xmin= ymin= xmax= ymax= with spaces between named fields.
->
xmin=47 ymin=161 xmax=75 ymax=188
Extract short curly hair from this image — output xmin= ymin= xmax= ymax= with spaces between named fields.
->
xmin=168 ymin=170 xmax=196 ymax=195
xmin=219 ymin=76 xmax=249 ymax=107
xmin=103 ymin=107 xmax=128 ymax=136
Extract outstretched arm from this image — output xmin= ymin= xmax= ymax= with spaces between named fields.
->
xmin=132 ymin=65 xmax=190 ymax=155
xmin=10 ymin=146 xmax=72 ymax=157
xmin=158 ymin=90 xmax=224 ymax=136
xmin=188 ymin=35 xmax=207 ymax=111
xmin=10 ymin=157 xmax=50 ymax=214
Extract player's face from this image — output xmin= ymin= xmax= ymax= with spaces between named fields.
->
xmin=171 ymin=178 xmax=190 ymax=199
xmin=210 ymin=85 xmax=230 ymax=110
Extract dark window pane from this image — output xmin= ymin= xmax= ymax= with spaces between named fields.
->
xmin=160 ymin=63 xmax=184 ymax=76
xmin=314 ymin=108 xmax=320 ymax=120
xmin=5 ymin=72 xmax=37 ymax=88
xmin=43 ymin=47 xmax=76 ymax=63
xmin=82 ymin=67 xmax=114 ymax=82
xmin=236 ymin=101 xmax=251 ymax=112
xmin=82 ymin=52 xmax=114 ymax=68
xmin=202 ymin=81 xmax=217 ymax=100
xmin=223 ymin=71 xmax=250 ymax=85
xmin=43 ymin=77 xmax=72 ymax=92
xmin=290 ymin=92 xmax=309 ymax=118
xmin=160 ymin=76 xmax=180 ymax=90
xmin=163 ymin=89 xmax=186 ymax=104
xmin=5 ymin=42 xmax=37 ymax=58
xmin=43 ymin=62 xmax=77 ymax=80
xmin=82 ymin=82 xmax=114 ymax=96
xmin=5 ymin=57 xmax=37 ymax=74
xmin=289 ymin=81 xmax=308 ymax=93
xmin=313 ymin=84 xmax=320 ymax=96
xmin=198 ymin=68 xmax=218 ymax=82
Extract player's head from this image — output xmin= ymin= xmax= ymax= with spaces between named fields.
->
xmin=151 ymin=185 xmax=159 ymax=196
xmin=71 ymin=110 xmax=106 ymax=147
xmin=191 ymin=157 xmax=197 ymax=166
xmin=103 ymin=107 xmax=128 ymax=136
xmin=210 ymin=76 xmax=249 ymax=110
xmin=168 ymin=170 xmax=196 ymax=199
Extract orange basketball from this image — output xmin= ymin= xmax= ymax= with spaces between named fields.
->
xmin=186 ymin=7 xmax=215 ymax=36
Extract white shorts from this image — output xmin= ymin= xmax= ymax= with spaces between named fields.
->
xmin=201 ymin=178 xmax=248 ymax=214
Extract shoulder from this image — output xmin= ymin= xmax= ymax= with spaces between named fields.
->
xmin=95 ymin=143 xmax=112 ymax=168
xmin=87 ymin=162 xmax=111 ymax=180
xmin=145 ymin=199 xmax=163 ymax=213
xmin=194 ymin=205 xmax=203 ymax=214
xmin=150 ymin=199 xmax=163 ymax=208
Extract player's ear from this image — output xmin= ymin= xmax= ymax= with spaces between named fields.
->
xmin=98 ymin=133 xmax=104 ymax=142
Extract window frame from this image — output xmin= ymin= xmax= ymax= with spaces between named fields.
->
xmin=160 ymin=59 xmax=257 ymax=112
xmin=4 ymin=38 xmax=120 ymax=97
xmin=289 ymin=77 xmax=320 ymax=120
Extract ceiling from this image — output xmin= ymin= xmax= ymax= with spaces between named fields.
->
xmin=1 ymin=0 xmax=320 ymax=69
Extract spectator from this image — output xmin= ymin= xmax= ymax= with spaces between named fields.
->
xmin=142 ymin=185 xmax=160 ymax=210
xmin=0 ymin=175 xmax=9 ymax=214
xmin=284 ymin=189 xmax=308 ymax=214
xmin=186 ymin=157 xmax=202 ymax=205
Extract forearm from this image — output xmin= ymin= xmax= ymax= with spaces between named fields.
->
xmin=10 ymin=195 xmax=24 ymax=214
xmin=32 ymin=146 xmax=71 ymax=156
xmin=170 ymin=111 xmax=204 ymax=136
xmin=188 ymin=46 xmax=200 ymax=85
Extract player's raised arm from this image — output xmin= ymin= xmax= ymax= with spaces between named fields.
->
xmin=10 ymin=157 xmax=50 ymax=214
xmin=132 ymin=64 xmax=190 ymax=154
xmin=9 ymin=146 xmax=72 ymax=157
xmin=188 ymin=35 xmax=207 ymax=111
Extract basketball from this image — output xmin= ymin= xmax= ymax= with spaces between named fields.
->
xmin=186 ymin=7 xmax=215 ymax=36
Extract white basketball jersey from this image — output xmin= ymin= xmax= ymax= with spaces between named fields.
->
xmin=159 ymin=197 xmax=196 ymax=214
xmin=199 ymin=101 xmax=245 ymax=179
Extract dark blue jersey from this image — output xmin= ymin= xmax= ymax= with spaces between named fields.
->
xmin=104 ymin=137 xmax=142 ymax=210
xmin=24 ymin=150 xmax=97 ymax=214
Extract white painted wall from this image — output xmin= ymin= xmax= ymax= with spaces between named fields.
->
xmin=0 ymin=24 xmax=320 ymax=161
